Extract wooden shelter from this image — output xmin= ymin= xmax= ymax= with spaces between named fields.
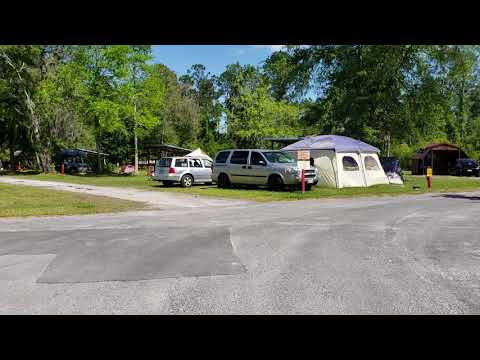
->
xmin=140 ymin=144 xmax=193 ymax=168
xmin=411 ymin=143 xmax=468 ymax=175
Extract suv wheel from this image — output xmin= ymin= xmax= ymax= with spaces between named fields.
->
xmin=181 ymin=174 xmax=193 ymax=188
xmin=217 ymin=173 xmax=230 ymax=188
xmin=268 ymin=174 xmax=284 ymax=191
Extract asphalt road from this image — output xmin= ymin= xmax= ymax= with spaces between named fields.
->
xmin=1 ymin=180 xmax=480 ymax=314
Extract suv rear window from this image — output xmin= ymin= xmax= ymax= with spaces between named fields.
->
xmin=230 ymin=151 xmax=249 ymax=165
xmin=215 ymin=151 xmax=230 ymax=164
xmin=157 ymin=158 xmax=172 ymax=167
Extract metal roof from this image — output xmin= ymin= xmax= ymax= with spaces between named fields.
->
xmin=60 ymin=148 xmax=109 ymax=157
xmin=143 ymin=143 xmax=192 ymax=152
xmin=410 ymin=143 xmax=466 ymax=160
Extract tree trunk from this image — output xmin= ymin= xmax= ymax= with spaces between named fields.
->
xmin=8 ymin=122 xmax=16 ymax=170
xmin=9 ymin=142 xmax=15 ymax=171
xmin=96 ymin=134 xmax=103 ymax=174
xmin=25 ymin=89 xmax=50 ymax=172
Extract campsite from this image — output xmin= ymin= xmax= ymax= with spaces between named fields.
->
xmin=3 ymin=45 xmax=480 ymax=315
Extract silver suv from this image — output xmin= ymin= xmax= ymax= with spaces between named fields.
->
xmin=212 ymin=149 xmax=318 ymax=190
xmin=153 ymin=156 xmax=213 ymax=187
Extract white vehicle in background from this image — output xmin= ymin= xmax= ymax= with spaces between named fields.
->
xmin=153 ymin=156 xmax=213 ymax=188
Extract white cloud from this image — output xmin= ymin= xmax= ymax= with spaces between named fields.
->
xmin=251 ymin=45 xmax=286 ymax=52
xmin=233 ymin=48 xmax=247 ymax=56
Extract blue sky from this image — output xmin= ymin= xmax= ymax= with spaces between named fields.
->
xmin=152 ymin=45 xmax=284 ymax=77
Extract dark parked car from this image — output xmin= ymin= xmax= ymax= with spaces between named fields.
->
xmin=449 ymin=158 xmax=480 ymax=177
xmin=55 ymin=158 xmax=92 ymax=174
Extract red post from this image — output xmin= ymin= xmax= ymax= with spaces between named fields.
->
xmin=301 ymin=169 xmax=305 ymax=193
xmin=61 ymin=161 xmax=64 ymax=176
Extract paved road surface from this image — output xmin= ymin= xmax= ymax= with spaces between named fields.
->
xmin=1 ymin=178 xmax=480 ymax=314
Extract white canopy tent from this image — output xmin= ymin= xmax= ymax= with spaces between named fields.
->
xmin=185 ymin=148 xmax=213 ymax=162
xmin=282 ymin=135 xmax=390 ymax=188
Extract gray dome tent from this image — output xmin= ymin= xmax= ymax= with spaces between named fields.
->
xmin=282 ymin=135 xmax=389 ymax=188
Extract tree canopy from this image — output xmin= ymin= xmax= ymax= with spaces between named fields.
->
xmin=2 ymin=45 xmax=480 ymax=172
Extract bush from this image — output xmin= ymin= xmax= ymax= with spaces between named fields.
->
xmin=391 ymin=143 xmax=415 ymax=170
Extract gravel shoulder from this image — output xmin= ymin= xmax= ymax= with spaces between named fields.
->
xmin=0 ymin=177 xmax=252 ymax=209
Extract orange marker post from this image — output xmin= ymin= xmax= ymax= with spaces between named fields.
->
xmin=426 ymin=167 xmax=432 ymax=189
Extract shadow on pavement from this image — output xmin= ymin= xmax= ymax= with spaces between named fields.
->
xmin=436 ymin=194 xmax=480 ymax=201
xmin=151 ymin=182 xmax=303 ymax=193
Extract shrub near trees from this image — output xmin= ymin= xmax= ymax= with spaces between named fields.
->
xmin=2 ymin=45 xmax=480 ymax=173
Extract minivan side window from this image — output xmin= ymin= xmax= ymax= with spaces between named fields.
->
xmin=230 ymin=151 xmax=249 ymax=165
xmin=215 ymin=151 xmax=230 ymax=164
xmin=250 ymin=152 xmax=266 ymax=166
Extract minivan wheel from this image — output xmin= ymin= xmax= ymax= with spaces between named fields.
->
xmin=181 ymin=174 xmax=193 ymax=188
xmin=268 ymin=175 xmax=284 ymax=191
xmin=217 ymin=173 xmax=230 ymax=188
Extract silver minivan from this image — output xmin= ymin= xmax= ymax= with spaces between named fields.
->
xmin=153 ymin=156 xmax=213 ymax=187
xmin=212 ymin=149 xmax=318 ymax=190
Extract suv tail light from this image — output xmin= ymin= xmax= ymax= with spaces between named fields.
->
xmin=168 ymin=167 xmax=175 ymax=174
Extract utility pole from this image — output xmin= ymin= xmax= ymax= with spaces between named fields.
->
xmin=134 ymin=100 xmax=139 ymax=175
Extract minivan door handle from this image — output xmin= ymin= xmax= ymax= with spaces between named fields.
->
xmin=247 ymin=166 xmax=252 ymax=169
xmin=242 ymin=165 xmax=247 ymax=169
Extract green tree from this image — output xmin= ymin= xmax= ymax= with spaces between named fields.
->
xmin=0 ymin=45 xmax=44 ymax=169
xmin=227 ymin=85 xmax=301 ymax=147
xmin=65 ymin=46 xmax=138 ymax=172
xmin=180 ymin=64 xmax=223 ymax=144
xmin=144 ymin=64 xmax=201 ymax=149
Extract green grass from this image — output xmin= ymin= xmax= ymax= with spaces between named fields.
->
xmin=7 ymin=170 xmax=480 ymax=202
xmin=0 ymin=183 xmax=145 ymax=217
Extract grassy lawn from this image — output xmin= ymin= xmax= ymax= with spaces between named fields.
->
xmin=0 ymin=183 xmax=145 ymax=217
xmin=7 ymin=170 xmax=480 ymax=202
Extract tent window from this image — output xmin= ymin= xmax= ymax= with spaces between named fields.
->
xmin=342 ymin=156 xmax=359 ymax=171
xmin=364 ymin=156 xmax=380 ymax=171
